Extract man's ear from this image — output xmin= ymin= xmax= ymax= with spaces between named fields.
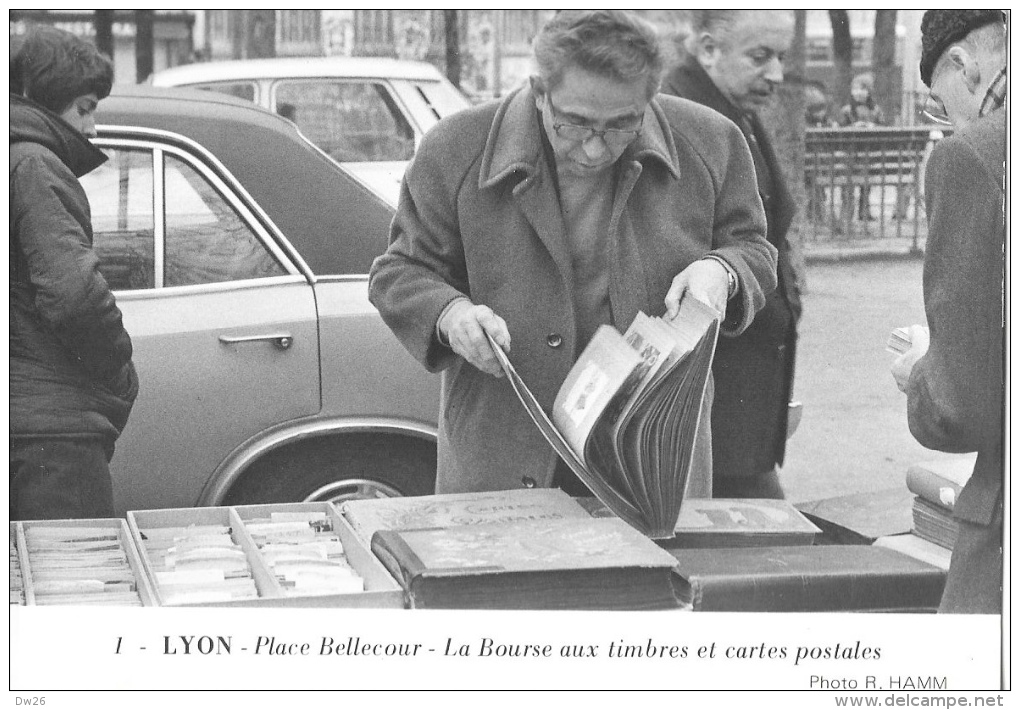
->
xmin=694 ymin=32 xmax=719 ymax=70
xmin=946 ymin=46 xmax=982 ymax=94
xmin=529 ymin=75 xmax=546 ymax=107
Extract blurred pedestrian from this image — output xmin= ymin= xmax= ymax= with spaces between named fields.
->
xmin=836 ymin=73 xmax=885 ymax=220
xmin=370 ymin=10 xmax=776 ymax=499
xmin=838 ymin=73 xmax=885 ymax=221
xmin=838 ymin=73 xmax=886 ymax=128
xmin=660 ymin=10 xmax=800 ymax=499
xmin=10 ymin=27 xmax=139 ymax=520
xmin=805 ymin=83 xmax=836 ymax=128
xmin=891 ymin=9 xmax=1005 ymax=614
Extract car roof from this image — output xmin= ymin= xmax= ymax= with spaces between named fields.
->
xmin=104 ymin=83 xmax=285 ymax=128
xmin=151 ymin=56 xmax=447 ymax=86
xmin=96 ymin=84 xmax=394 ymax=276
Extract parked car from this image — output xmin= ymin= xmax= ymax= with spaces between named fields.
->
xmin=150 ymin=56 xmax=471 ymax=206
xmin=87 ymin=85 xmax=440 ymax=515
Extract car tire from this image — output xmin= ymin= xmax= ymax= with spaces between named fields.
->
xmin=222 ymin=433 xmax=437 ymax=506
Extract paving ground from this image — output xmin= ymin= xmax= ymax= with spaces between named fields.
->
xmin=778 ymin=256 xmax=976 ymax=504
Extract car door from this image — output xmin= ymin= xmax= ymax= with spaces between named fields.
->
xmin=80 ymin=137 xmax=321 ymax=514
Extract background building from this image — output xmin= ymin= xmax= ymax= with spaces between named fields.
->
xmin=9 ymin=10 xmax=194 ymax=81
xmin=349 ymin=10 xmax=555 ymax=101
xmin=10 ymin=9 xmax=932 ymax=124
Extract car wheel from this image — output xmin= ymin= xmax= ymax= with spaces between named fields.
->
xmin=222 ymin=433 xmax=436 ymax=507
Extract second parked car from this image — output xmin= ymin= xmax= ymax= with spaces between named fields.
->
xmin=150 ymin=56 xmax=471 ymax=205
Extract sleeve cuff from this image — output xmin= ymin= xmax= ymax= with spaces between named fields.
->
xmin=435 ymin=296 xmax=471 ymax=347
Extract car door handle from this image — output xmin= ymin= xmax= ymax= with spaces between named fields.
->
xmin=218 ymin=333 xmax=293 ymax=350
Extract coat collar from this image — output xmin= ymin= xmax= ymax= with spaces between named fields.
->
xmin=662 ymin=55 xmax=749 ymax=128
xmin=478 ymin=85 xmax=681 ymax=190
xmin=9 ymin=94 xmax=107 ymax=177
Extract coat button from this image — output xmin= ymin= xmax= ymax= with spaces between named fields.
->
xmin=521 ymin=476 xmax=536 ymax=488
xmin=546 ymin=333 xmax=563 ymax=348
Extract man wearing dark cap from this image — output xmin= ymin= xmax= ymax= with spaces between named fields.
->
xmin=891 ymin=10 xmax=1006 ymax=614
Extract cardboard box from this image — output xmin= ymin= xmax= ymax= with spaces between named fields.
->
xmin=12 ymin=518 xmax=157 ymax=607
xmin=233 ymin=502 xmax=405 ymax=608
xmin=128 ymin=504 xmax=403 ymax=608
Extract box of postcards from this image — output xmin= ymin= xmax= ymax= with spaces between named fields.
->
xmin=126 ymin=503 xmax=404 ymax=608
xmin=10 ymin=518 xmax=157 ymax=607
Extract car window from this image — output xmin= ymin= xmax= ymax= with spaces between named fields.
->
xmin=274 ymin=80 xmax=415 ymax=162
xmin=164 ymin=155 xmax=287 ymax=287
xmin=82 ymin=145 xmax=287 ymax=290
xmin=190 ymin=81 xmax=257 ymax=103
xmin=82 ymin=148 xmax=156 ymax=290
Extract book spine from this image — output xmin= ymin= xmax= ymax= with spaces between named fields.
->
xmin=689 ymin=571 xmax=945 ymax=612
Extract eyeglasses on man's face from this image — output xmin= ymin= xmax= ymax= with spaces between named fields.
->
xmin=545 ymin=94 xmax=645 ymax=148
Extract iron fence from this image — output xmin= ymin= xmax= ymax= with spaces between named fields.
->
xmin=804 ymin=126 xmax=948 ymax=252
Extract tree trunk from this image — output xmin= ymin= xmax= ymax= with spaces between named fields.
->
xmin=873 ymin=10 xmax=899 ymax=124
xmin=829 ymin=9 xmax=854 ymax=111
xmin=443 ymin=10 xmax=461 ymax=89
xmin=762 ymin=10 xmax=809 ymax=292
xmin=135 ymin=10 xmax=154 ymax=83
xmin=245 ymin=10 xmax=277 ymax=59
xmin=94 ymin=10 xmax=114 ymax=59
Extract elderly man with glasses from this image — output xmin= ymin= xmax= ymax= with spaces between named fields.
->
xmin=891 ymin=10 xmax=1006 ymax=614
xmin=370 ymin=10 xmax=776 ymax=498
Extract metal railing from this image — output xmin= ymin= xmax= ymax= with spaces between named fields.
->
xmin=804 ymin=126 xmax=948 ymax=252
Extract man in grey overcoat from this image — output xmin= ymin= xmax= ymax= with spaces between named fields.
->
xmin=370 ymin=10 xmax=777 ymax=499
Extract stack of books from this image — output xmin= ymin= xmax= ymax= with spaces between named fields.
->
xmin=905 ymin=457 xmax=974 ymax=550
xmin=871 ymin=456 xmax=975 ymax=572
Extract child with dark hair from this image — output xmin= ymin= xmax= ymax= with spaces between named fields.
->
xmin=838 ymin=73 xmax=886 ymax=221
xmin=10 ymin=27 xmax=139 ymax=520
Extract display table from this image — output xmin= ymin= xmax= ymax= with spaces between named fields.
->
xmin=11 ymin=492 xmax=948 ymax=612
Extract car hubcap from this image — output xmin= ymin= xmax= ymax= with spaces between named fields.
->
xmin=304 ymin=478 xmax=403 ymax=505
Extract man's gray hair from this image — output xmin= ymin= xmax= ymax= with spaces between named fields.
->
xmin=533 ymin=10 xmax=666 ymax=97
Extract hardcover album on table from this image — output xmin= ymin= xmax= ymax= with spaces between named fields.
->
xmin=667 ymin=544 xmax=947 ymax=612
xmin=340 ymin=488 xmax=591 ymax=547
xmin=370 ymin=516 xmax=683 ymax=610
xmin=668 ymin=498 xmax=821 ymax=548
